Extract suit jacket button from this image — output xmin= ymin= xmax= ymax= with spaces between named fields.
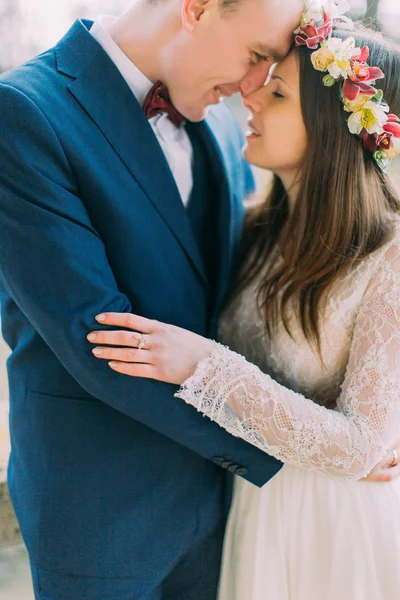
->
xmin=222 ymin=461 xmax=234 ymax=469
xmin=213 ymin=456 xmax=225 ymax=466
xmin=228 ymin=464 xmax=239 ymax=473
xmin=236 ymin=467 xmax=248 ymax=476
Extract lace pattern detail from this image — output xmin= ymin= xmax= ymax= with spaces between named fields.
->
xmin=176 ymin=229 xmax=400 ymax=480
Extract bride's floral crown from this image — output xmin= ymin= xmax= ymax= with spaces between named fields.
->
xmin=294 ymin=0 xmax=400 ymax=171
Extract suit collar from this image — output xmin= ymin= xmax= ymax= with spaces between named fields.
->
xmin=193 ymin=113 xmax=235 ymax=315
xmin=55 ymin=20 xmax=99 ymax=79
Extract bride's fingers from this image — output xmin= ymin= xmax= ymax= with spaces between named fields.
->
xmin=362 ymin=449 xmax=400 ymax=482
xmin=379 ymin=445 xmax=400 ymax=482
xmin=95 ymin=312 xmax=156 ymax=333
xmin=386 ymin=461 xmax=400 ymax=482
xmin=87 ymin=330 xmax=147 ymax=347
xmin=366 ymin=462 xmax=400 ymax=483
xmin=380 ymin=448 xmax=400 ymax=482
xmin=92 ymin=347 xmax=151 ymax=363
xmin=108 ymin=361 xmax=156 ymax=379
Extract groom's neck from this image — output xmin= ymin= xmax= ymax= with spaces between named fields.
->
xmin=107 ymin=1 xmax=179 ymax=84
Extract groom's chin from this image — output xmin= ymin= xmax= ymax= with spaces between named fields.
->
xmin=182 ymin=105 xmax=209 ymax=123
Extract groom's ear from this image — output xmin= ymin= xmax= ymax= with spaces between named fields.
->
xmin=181 ymin=0 xmax=219 ymax=33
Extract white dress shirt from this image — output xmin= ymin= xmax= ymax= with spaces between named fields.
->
xmin=90 ymin=16 xmax=193 ymax=207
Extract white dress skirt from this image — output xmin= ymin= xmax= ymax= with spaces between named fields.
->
xmin=176 ymin=220 xmax=400 ymax=599
xmin=218 ymin=467 xmax=400 ymax=600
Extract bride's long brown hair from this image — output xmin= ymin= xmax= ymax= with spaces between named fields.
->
xmin=230 ymin=26 xmax=400 ymax=358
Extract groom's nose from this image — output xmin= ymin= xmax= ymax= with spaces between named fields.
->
xmin=239 ymin=61 xmax=273 ymax=96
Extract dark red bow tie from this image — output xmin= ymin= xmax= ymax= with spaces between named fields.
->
xmin=143 ymin=81 xmax=185 ymax=127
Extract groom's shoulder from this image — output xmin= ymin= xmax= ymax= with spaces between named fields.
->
xmin=0 ymin=50 xmax=58 ymax=104
xmin=0 ymin=52 xmax=62 ymax=149
xmin=0 ymin=20 xmax=96 ymax=112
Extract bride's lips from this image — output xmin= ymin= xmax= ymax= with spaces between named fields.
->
xmin=246 ymin=119 xmax=262 ymax=139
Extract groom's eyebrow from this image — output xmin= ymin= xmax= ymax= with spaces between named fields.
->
xmin=255 ymin=43 xmax=286 ymax=62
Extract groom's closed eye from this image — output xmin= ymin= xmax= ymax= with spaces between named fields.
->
xmin=254 ymin=43 xmax=287 ymax=63
xmin=249 ymin=51 xmax=270 ymax=66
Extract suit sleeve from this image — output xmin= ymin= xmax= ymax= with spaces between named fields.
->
xmin=0 ymin=83 xmax=282 ymax=487
xmin=244 ymin=161 xmax=256 ymax=197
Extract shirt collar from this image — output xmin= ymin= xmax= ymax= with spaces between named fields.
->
xmin=90 ymin=15 xmax=153 ymax=107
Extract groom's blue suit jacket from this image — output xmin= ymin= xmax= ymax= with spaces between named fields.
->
xmin=0 ymin=20 xmax=282 ymax=587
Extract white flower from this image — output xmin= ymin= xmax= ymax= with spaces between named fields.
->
xmin=324 ymin=36 xmax=358 ymax=58
xmin=303 ymin=0 xmax=326 ymax=12
xmin=304 ymin=0 xmax=325 ymax=8
xmin=323 ymin=37 xmax=360 ymax=79
xmin=295 ymin=1 xmax=325 ymax=32
xmin=325 ymin=0 xmax=350 ymax=19
xmin=296 ymin=0 xmax=351 ymax=32
xmin=294 ymin=0 xmax=352 ymax=35
xmin=303 ymin=6 xmax=325 ymax=24
xmin=347 ymin=101 xmax=389 ymax=135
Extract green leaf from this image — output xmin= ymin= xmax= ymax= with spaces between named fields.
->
xmin=372 ymin=89 xmax=383 ymax=104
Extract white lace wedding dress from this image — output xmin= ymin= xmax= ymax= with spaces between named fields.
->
xmin=176 ymin=217 xmax=400 ymax=600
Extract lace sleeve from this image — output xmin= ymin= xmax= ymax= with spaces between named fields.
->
xmin=175 ymin=241 xmax=400 ymax=480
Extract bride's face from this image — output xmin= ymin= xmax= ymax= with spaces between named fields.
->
xmin=242 ymin=51 xmax=307 ymax=177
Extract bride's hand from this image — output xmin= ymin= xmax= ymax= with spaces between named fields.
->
xmin=87 ymin=312 xmax=216 ymax=385
xmin=362 ymin=442 xmax=400 ymax=483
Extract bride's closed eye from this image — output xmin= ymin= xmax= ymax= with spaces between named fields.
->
xmin=272 ymin=91 xmax=285 ymax=99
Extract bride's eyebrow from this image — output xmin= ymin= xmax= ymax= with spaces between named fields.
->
xmin=270 ymin=74 xmax=293 ymax=90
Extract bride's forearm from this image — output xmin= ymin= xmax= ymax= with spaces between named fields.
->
xmin=175 ymin=343 xmax=398 ymax=481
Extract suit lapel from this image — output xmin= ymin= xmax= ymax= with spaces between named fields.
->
xmin=186 ymin=118 xmax=236 ymax=314
xmin=57 ymin=21 xmax=209 ymax=289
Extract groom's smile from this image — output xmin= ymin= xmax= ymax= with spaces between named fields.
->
xmin=111 ymin=0 xmax=303 ymax=122
xmin=165 ymin=0 xmax=303 ymax=121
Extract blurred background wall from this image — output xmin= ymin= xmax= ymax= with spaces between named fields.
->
xmin=0 ymin=0 xmax=394 ymax=127
xmin=0 ymin=0 xmax=399 ymax=596
xmin=0 ymin=1 xmax=399 ymax=73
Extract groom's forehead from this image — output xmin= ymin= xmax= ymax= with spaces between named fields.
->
xmin=234 ymin=0 xmax=302 ymax=59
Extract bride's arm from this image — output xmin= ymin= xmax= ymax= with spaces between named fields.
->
xmin=88 ymin=241 xmax=400 ymax=481
xmin=175 ymin=241 xmax=400 ymax=480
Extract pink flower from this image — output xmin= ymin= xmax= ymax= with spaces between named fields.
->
xmin=358 ymin=114 xmax=400 ymax=154
xmin=295 ymin=11 xmax=333 ymax=50
xmin=383 ymin=114 xmax=400 ymax=138
xmin=343 ymin=80 xmax=377 ymax=101
xmin=359 ymin=128 xmax=379 ymax=152
xmin=376 ymin=131 xmax=393 ymax=151
xmin=343 ymin=46 xmax=385 ymax=101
